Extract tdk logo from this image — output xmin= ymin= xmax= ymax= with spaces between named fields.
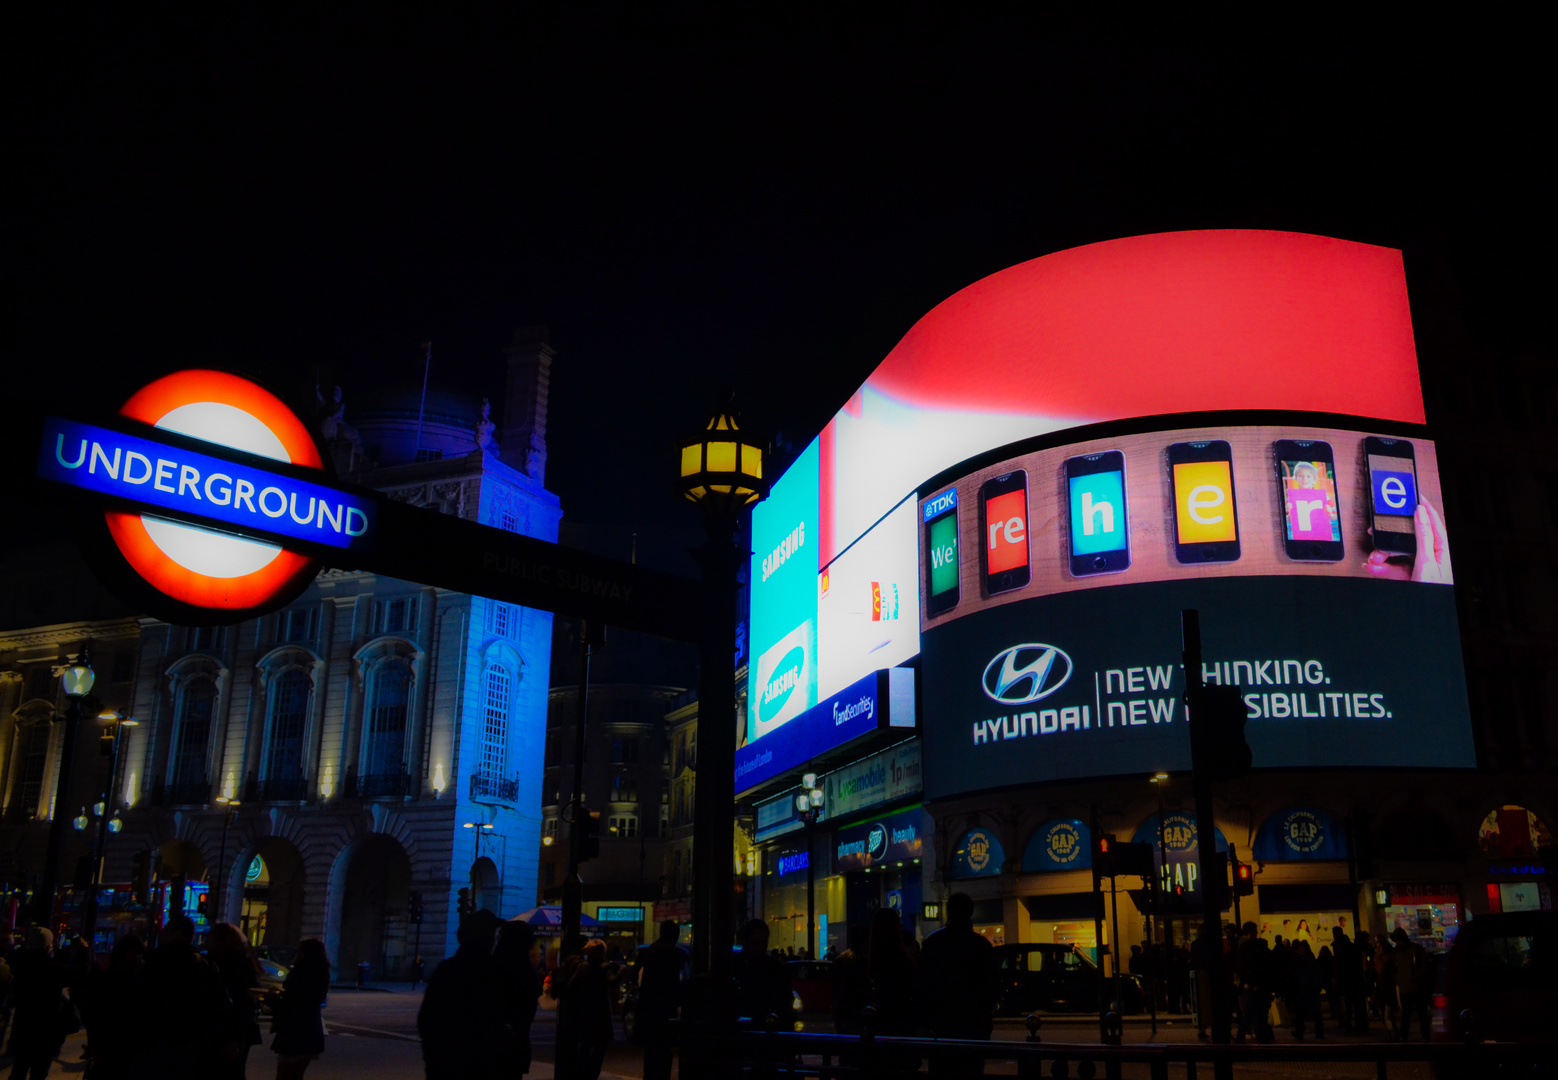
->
xmin=867 ymin=823 xmax=889 ymax=860
xmin=982 ymin=643 xmax=1073 ymax=705
xmin=924 ymin=488 xmax=957 ymax=522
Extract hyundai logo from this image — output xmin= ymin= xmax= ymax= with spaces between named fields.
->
xmin=982 ymin=643 xmax=1072 ymax=704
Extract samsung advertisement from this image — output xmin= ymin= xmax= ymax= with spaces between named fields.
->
xmin=744 ymin=230 xmax=1474 ymax=800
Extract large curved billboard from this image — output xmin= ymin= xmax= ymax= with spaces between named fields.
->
xmin=745 ymin=230 xmax=1471 ymax=791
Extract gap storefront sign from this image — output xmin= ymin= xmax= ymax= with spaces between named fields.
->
xmin=1132 ymin=812 xmax=1229 ymax=906
xmin=1022 ymin=818 xmax=1092 ymax=873
xmin=1251 ymin=807 xmax=1348 ymax=861
xmin=834 ymin=806 xmax=924 ymax=873
xmin=735 ymin=667 xmax=916 ymax=795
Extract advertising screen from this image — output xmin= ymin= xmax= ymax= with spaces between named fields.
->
xmin=746 ymin=230 xmax=1461 ymax=793
xmin=918 ymin=419 xmax=1473 ymax=799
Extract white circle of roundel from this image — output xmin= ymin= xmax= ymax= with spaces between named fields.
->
xmin=155 ymin=401 xmax=291 ymax=462
xmin=143 ymin=517 xmax=283 ymax=578
xmin=143 ymin=400 xmax=293 ymax=577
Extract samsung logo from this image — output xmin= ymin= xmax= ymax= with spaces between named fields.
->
xmin=761 ymin=520 xmax=805 ymax=582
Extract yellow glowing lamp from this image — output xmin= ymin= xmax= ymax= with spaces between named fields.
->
xmin=676 ymin=397 xmax=768 ymax=514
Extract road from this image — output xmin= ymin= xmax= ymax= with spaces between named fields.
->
xmin=26 ymin=990 xmax=1438 ymax=1080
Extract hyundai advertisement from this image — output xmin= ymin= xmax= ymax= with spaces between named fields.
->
xmin=744 ymin=230 xmax=1467 ymax=796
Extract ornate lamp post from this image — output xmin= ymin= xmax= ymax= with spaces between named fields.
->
xmin=214 ymin=796 xmax=242 ymax=922
xmin=795 ymin=774 xmax=824 ymax=959
xmin=37 ymin=647 xmax=95 ymax=927
xmin=80 ymin=710 xmax=138 ymax=946
xmin=674 ymin=397 xmax=767 ymax=978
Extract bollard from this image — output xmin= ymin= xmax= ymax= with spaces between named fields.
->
xmin=356 ymin=960 xmax=370 ymax=988
xmin=1018 ymin=1013 xmax=1044 ymax=1079
xmin=1102 ymin=1011 xmax=1123 ymax=1046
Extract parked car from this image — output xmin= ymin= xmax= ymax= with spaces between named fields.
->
xmin=257 ymin=956 xmax=289 ymax=1016
xmin=991 ymin=943 xmax=1144 ymax=1015
xmin=1432 ymin=909 xmax=1556 ymax=1055
xmin=786 ymin=960 xmax=833 ymax=1014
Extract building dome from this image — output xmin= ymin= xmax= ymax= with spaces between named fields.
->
xmin=352 ymin=383 xmax=486 ymax=466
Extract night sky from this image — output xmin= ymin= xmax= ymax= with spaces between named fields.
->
xmin=10 ymin=9 xmax=1551 ymax=574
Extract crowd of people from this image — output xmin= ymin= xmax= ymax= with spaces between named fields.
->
xmin=0 ymin=915 xmax=329 ymax=1080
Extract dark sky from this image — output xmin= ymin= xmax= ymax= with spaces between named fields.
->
xmin=10 ymin=9 xmax=1551 ymax=571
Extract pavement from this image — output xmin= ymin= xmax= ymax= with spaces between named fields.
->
xmin=14 ymin=991 xmax=1440 ymax=1080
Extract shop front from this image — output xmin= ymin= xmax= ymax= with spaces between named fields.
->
xmin=587 ymin=904 xmax=650 ymax=951
xmin=1374 ymin=883 xmax=1461 ymax=954
xmin=1477 ymin=804 xmax=1554 ymax=915
xmin=834 ymin=805 xmax=926 ymax=950
xmin=1018 ymin=819 xmax=1099 ymax=956
xmin=1248 ymin=807 xmax=1356 ymax=946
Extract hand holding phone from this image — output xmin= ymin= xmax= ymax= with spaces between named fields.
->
xmin=1365 ymin=436 xmax=1418 ymax=557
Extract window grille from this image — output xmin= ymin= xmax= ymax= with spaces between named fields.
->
xmin=488 ymin=602 xmax=513 ymax=638
xmin=501 ymin=510 xmax=519 ymax=533
xmin=266 ymin=670 xmax=309 ymax=783
xmin=364 ymin=664 xmax=410 ymax=776
xmin=482 ymin=668 xmax=510 ymax=779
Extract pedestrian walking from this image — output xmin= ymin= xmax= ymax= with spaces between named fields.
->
xmin=555 ymin=940 xmax=613 ymax=1080
xmin=634 ymin=921 xmax=687 ymax=1080
xmin=79 ymin=934 xmax=146 ymax=1080
xmin=141 ymin=914 xmax=230 ymax=1080
xmin=917 ymin=893 xmax=997 ymax=1079
xmin=731 ymin=920 xmax=791 ymax=1025
xmin=1351 ymin=931 xmax=1374 ymax=1034
xmin=419 ymin=910 xmax=505 ymax=1080
xmin=205 ymin=923 xmax=263 ymax=1080
xmin=1287 ymin=940 xmax=1324 ymax=1039
xmin=868 ymin=908 xmax=920 ymax=1077
xmin=1234 ymin=923 xmax=1273 ymax=1044
xmin=495 ymin=920 xmax=543 ymax=1079
xmin=1329 ymin=927 xmax=1358 ymax=1033
xmin=1387 ymin=928 xmax=1430 ymax=1042
xmin=270 ymin=938 xmax=331 ymax=1080
xmin=6 ymin=927 xmax=71 ymax=1080
xmin=830 ymin=924 xmax=871 ymax=1036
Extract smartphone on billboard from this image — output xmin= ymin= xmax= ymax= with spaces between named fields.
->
xmin=1365 ymin=436 xmax=1418 ymax=556
xmin=979 ymin=470 xmax=1030 ymax=594
xmin=1274 ymin=439 xmax=1344 ymax=562
xmin=923 ymin=487 xmax=960 ymax=616
xmin=1064 ymin=450 xmax=1130 ymax=576
xmin=1168 ymin=440 xmax=1240 ymax=563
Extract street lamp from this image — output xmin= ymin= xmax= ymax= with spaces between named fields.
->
xmin=675 ymin=396 xmax=767 ymax=979
xmin=214 ymin=797 xmax=241 ymax=923
xmin=463 ymin=821 xmax=495 ymax=907
xmin=80 ymin=710 xmax=138 ymax=947
xmin=38 ymin=646 xmax=94 ymax=926
xmin=795 ymin=773 xmax=825 ymax=959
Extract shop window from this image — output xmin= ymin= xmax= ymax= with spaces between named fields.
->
xmin=373 ymin=598 xmax=418 ymax=636
xmin=488 ymin=602 xmax=513 ymax=638
xmin=543 ymin=819 xmax=558 ymax=840
xmin=609 ymin=815 xmax=638 ymax=838
xmin=1477 ymin=805 xmax=1554 ymax=859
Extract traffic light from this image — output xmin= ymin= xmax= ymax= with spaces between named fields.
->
xmin=1093 ymin=832 xmax=1116 ymax=877
xmin=1233 ymin=858 xmax=1254 ymax=896
xmin=409 ymin=889 xmax=424 ymax=924
xmin=457 ymin=887 xmax=473 ymax=916
xmin=1192 ymin=684 xmax=1252 ymax=782
xmin=130 ymin=850 xmax=150 ymax=905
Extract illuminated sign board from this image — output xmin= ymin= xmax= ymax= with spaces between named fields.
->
xmin=833 ymin=806 xmax=923 ymax=872
xmin=735 ymin=666 xmax=915 ymax=795
xmin=596 ymin=906 xmax=646 ymax=922
xmin=744 ymin=230 xmax=1470 ymax=799
xmin=40 ymin=417 xmax=376 ymax=550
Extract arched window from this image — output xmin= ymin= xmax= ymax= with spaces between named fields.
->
xmin=265 ymin=669 xmax=310 ymax=786
xmin=482 ymin=668 xmax=510 ymax=779
xmin=15 ymin=722 xmax=51 ymax=817
xmin=363 ymin=662 xmax=410 ymax=779
xmin=171 ymin=680 xmax=216 ymax=793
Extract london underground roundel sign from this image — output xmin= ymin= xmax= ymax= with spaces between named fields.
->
xmin=36 ymin=370 xmax=371 ymax=622
xmin=106 ymin=371 xmax=324 ymax=612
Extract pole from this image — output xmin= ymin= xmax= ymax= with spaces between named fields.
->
xmin=1156 ymin=776 xmax=1170 ymax=1010
xmin=38 ymin=695 xmax=84 ymax=929
xmin=1091 ymin=804 xmax=1106 ymax=1041
xmin=1109 ymin=870 xmax=1121 ymax=1015
xmin=414 ymin=341 xmax=432 ymax=454
xmin=561 ymin=621 xmax=597 ymax=953
xmin=1182 ymin=609 xmax=1232 ymax=1076
xmin=805 ymin=815 xmax=816 ymax=959
xmin=689 ymin=533 xmax=740 ymax=979
xmin=215 ymin=807 xmax=233 ymax=921
xmin=81 ymin=721 xmax=126 ymax=948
